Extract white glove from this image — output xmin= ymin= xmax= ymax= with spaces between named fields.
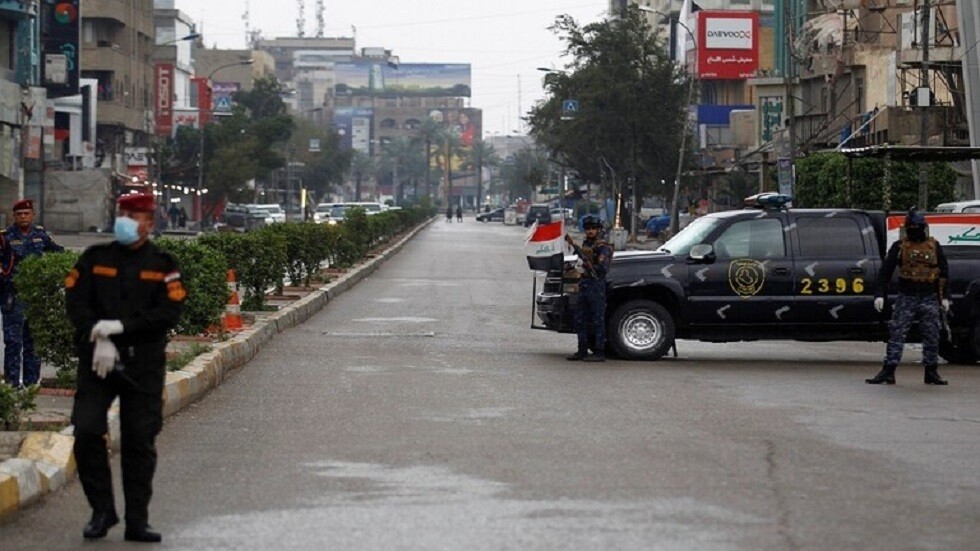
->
xmin=92 ymin=337 xmax=119 ymax=379
xmin=942 ymin=299 xmax=951 ymax=313
xmin=90 ymin=320 xmax=124 ymax=342
xmin=873 ymin=297 xmax=884 ymax=313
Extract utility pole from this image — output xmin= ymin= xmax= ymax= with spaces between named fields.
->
xmin=918 ymin=0 xmax=931 ymax=210
xmin=782 ymin=0 xmax=796 ymax=198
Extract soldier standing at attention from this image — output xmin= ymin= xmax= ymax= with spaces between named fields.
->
xmin=867 ymin=209 xmax=950 ymax=385
xmin=2 ymin=199 xmax=64 ymax=387
xmin=565 ymin=215 xmax=613 ymax=362
xmin=66 ymin=194 xmax=185 ymax=542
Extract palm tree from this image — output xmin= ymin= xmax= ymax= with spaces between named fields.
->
xmin=465 ymin=141 xmax=499 ymax=210
xmin=417 ymin=118 xmax=445 ymax=200
xmin=379 ymin=136 xmax=423 ymax=204
xmin=349 ymin=150 xmax=374 ymax=201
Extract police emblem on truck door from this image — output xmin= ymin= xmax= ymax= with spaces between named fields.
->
xmin=729 ymin=259 xmax=766 ymax=297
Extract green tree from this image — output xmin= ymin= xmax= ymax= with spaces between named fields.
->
xmin=349 ymin=150 xmax=375 ymax=201
xmin=527 ymin=6 xmax=690 ymax=209
xmin=795 ymin=152 xmax=955 ymax=210
xmin=417 ymin=117 xmax=445 ymax=199
xmin=499 ymin=146 xmax=549 ymax=201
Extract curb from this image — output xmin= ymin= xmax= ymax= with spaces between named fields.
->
xmin=0 ymin=218 xmax=433 ymax=520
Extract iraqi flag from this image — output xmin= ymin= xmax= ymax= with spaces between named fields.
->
xmin=525 ymin=220 xmax=568 ymax=272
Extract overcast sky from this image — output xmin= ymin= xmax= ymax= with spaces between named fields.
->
xmin=175 ymin=0 xmax=609 ymax=136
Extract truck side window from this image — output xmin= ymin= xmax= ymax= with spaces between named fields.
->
xmin=796 ymin=217 xmax=866 ymax=257
xmin=713 ymin=218 xmax=785 ymax=259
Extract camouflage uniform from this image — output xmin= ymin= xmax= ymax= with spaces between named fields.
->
xmin=867 ymin=212 xmax=949 ymax=385
xmin=2 ymin=223 xmax=64 ymax=386
xmin=569 ymin=222 xmax=613 ymax=361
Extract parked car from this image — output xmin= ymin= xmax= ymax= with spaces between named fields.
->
xmin=255 ymin=203 xmax=286 ymax=223
xmin=347 ymin=201 xmax=384 ymax=215
xmin=220 ymin=204 xmax=274 ymax=232
xmin=325 ymin=205 xmax=349 ymax=225
xmin=524 ymin=203 xmax=553 ymax=227
xmin=550 ymin=207 xmax=573 ymax=222
xmin=476 ymin=207 xmax=506 ymax=222
xmin=934 ymin=200 xmax=980 ymax=213
xmin=313 ymin=203 xmax=345 ymax=223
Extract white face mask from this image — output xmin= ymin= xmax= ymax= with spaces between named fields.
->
xmin=114 ymin=216 xmax=140 ymax=245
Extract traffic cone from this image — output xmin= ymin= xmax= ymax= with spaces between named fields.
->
xmin=224 ymin=269 xmax=243 ymax=331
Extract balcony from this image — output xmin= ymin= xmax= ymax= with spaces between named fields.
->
xmin=83 ymin=0 xmax=127 ymax=25
xmin=97 ymin=101 xmax=145 ymax=132
xmin=82 ymin=43 xmax=130 ymax=71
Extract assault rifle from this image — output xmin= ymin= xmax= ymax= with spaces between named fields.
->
xmin=564 ymin=234 xmax=599 ymax=280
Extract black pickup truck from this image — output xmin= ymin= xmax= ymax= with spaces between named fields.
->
xmin=532 ymin=196 xmax=980 ymax=364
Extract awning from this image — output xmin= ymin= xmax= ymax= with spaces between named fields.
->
xmin=838 ymin=145 xmax=980 ymax=162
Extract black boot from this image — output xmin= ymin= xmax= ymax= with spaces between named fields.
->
xmin=865 ymin=364 xmax=896 ymax=385
xmin=82 ymin=510 xmax=119 ymax=539
xmin=924 ymin=366 xmax=948 ymax=385
xmin=125 ymin=524 xmax=163 ymax=543
xmin=566 ymin=350 xmax=588 ymax=361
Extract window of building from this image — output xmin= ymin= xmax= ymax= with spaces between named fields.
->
xmin=380 ymin=118 xmax=397 ymax=129
xmin=796 ymin=217 xmax=866 ymax=258
xmin=404 ymin=119 xmax=421 ymax=130
xmin=1 ymin=20 xmax=14 ymax=73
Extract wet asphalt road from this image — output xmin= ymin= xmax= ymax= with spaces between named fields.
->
xmin=2 ymin=219 xmax=979 ymax=550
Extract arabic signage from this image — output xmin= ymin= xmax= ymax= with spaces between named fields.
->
xmin=887 ymin=215 xmax=980 ymax=247
xmin=697 ymin=11 xmax=759 ymax=80
xmin=41 ymin=0 xmax=81 ymax=97
xmin=212 ymin=82 xmax=240 ymax=114
xmin=154 ymin=64 xmax=174 ymax=136
xmin=334 ymin=62 xmax=471 ymax=97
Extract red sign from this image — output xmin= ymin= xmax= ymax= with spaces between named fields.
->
xmin=696 ymin=11 xmax=759 ymax=80
xmin=193 ymin=77 xmax=213 ymax=125
xmin=155 ymin=64 xmax=174 ymax=135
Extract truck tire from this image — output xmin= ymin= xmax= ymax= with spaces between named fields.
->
xmin=939 ymin=321 xmax=979 ymax=365
xmin=609 ymin=300 xmax=675 ymax=360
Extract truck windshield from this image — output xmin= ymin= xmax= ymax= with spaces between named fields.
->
xmin=657 ymin=216 xmax=722 ymax=256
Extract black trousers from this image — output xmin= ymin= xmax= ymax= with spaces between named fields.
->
xmin=72 ymin=371 xmax=163 ymax=528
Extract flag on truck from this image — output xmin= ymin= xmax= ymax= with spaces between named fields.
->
xmin=525 ymin=220 xmax=568 ymax=272
xmin=887 ymin=214 xmax=980 ymax=247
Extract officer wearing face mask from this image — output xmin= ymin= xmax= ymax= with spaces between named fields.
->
xmin=867 ymin=209 xmax=950 ymax=386
xmin=66 ymin=194 xmax=185 ymax=543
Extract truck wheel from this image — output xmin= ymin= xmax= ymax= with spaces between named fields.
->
xmin=609 ymin=300 xmax=675 ymax=360
xmin=938 ymin=322 xmax=979 ymax=365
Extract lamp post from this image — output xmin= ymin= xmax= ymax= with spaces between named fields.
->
xmin=645 ymin=7 xmax=697 ymax=237
xmin=197 ymin=58 xmax=255 ymax=225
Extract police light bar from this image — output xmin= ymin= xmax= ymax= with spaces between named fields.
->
xmin=744 ymin=193 xmax=792 ymax=210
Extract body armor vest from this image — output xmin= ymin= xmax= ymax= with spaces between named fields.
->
xmin=899 ymin=238 xmax=939 ymax=283
xmin=582 ymin=239 xmax=611 ymax=266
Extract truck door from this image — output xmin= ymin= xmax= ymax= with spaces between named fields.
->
xmin=792 ymin=214 xmax=879 ymax=326
xmin=687 ymin=215 xmax=794 ymax=325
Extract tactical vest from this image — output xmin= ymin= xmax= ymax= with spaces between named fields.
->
xmin=582 ymin=238 xmax=612 ymax=266
xmin=899 ymin=238 xmax=939 ymax=283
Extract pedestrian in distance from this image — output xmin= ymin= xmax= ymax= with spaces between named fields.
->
xmin=867 ymin=209 xmax=950 ymax=385
xmin=66 ymin=193 xmax=185 ymax=542
xmin=446 ymin=205 xmax=453 ymax=223
xmin=565 ymin=215 xmax=613 ymax=362
xmin=167 ymin=204 xmax=179 ymax=229
xmin=456 ymin=205 xmax=463 ymax=222
xmin=2 ymin=199 xmax=64 ymax=387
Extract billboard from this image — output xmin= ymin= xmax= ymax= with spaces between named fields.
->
xmin=331 ymin=107 xmax=374 ymax=154
xmin=41 ymin=0 xmax=81 ymax=97
xmin=697 ymin=11 xmax=759 ymax=80
xmin=334 ymin=62 xmax=471 ymax=97
xmin=154 ymin=64 xmax=174 ymax=136
xmin=427 ymin=108 xmax=482 ymax=188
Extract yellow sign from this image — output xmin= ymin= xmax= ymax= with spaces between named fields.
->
xmin=729 ymin=259 xmax=765 ymax=297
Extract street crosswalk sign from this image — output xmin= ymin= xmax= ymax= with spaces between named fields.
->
xmin=215 ymin=96 xmax=233 ymax=112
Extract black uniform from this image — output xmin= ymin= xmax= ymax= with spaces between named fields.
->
xmin=66 ymin=240 xmax=184 ymax=530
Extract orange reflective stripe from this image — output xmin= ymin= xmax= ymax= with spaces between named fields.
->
xmin=92 ymin=265 xmax=118 ymax=277
xmin=140 ymin=270 xmax=166 ymax=281
xmin=64 ymin=269 xmax=79 ymax=289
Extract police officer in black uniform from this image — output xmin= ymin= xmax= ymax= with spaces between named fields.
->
xmin=66 ymin=193 xmax=185 ymax=542
xmin=565 ymin=215 xmax=613 ymax=362
xmin=866 ymin=209 xmax=950 ymax=385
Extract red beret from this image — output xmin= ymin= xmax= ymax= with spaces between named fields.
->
xmin=117 ymin=194 xmax=157 ymax=214
xmin=12 ymin=199 xmax=33 ymax=212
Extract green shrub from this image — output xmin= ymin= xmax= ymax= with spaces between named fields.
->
xmin=0 ymin=382 xmax=39 ymax=430
xmin=156 ymin=238 xmax=229 ymax=335
xmin=15 ymin=252 xmax=80 ymax=381
xmin=167 ymin=343 xmax=212 ymax=371
xmin=199 ymin=229 xmax=287 ymax=310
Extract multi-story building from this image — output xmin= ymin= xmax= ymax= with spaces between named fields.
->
xmin=0 ymin=0 xmax=41 ymax=211
xmin=256 ymin=36 xmax=357 ymax=114
xmin=80 ymin=0 xmax=155 ymax=173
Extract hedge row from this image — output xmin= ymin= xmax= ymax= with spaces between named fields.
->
xmin=14 ymin=206 xmax=432 ymax=381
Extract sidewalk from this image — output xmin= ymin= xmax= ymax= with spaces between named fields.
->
xmin=0 ymin=218 xmax=434 ymax=519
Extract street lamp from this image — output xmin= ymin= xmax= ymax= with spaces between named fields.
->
xmin=643 ymin=6 xmax=697 ymax=237
xmin=158 ymin=32 xmax=200 ymax=47
xmin=197 ymin=58 xmax=255 ymax=225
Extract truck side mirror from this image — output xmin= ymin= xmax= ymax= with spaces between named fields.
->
xmin=689 ymin=244 xmax=715 ymax=262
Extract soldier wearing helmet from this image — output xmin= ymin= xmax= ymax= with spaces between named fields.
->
xmin=564 ymin=215 xmax=613 ymax=362
xmin=867 ymin=208 xmax=950 ymax=385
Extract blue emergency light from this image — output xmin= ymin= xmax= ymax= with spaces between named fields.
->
xmin=744 ymin=193 xmax=792 ymax=210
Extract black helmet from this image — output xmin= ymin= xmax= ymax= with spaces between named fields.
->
xmin=905 ymin=207 xmax=926 ymax=227
xmin=582 ymin=215 xmax=602 ymax=229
